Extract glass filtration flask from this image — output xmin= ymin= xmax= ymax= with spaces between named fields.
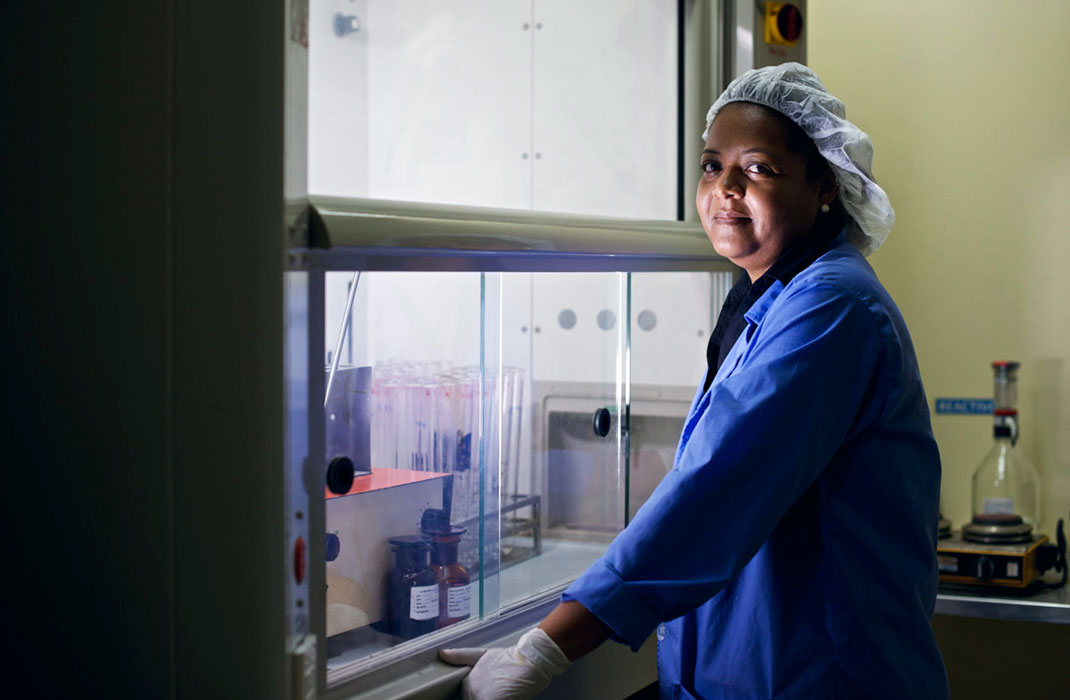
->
xmin=387 ymin=536 xmax=439 ymax=640
xmin=970 ymin=361 xmax=1042 ymax=528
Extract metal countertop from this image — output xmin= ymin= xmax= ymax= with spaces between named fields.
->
xmin=935 ymin=584 xmax=1069 ymax=624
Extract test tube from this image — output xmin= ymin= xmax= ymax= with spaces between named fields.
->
xmin=380 ymin=374 xmax=403 ymax=470
xmin=370 ymin=370 xmax=383 ymax=469
xmin=401 ymin=379 xmax=423 ymax=471
xmin=484 ymin=367 xmax=500 ymax=509
xmin=438 ymin=370 xmax=467 ymax=521
xmin=499 ymin=368 xmax=515 ymax=504
xmin=415 ymin=378 xmax=437 ymax=471
xmin=509 ymin=368 xmax=524 ymax=500
xmin=459 ymin=368 xmax=479 ymax=522
xmin=435 ymin=376 xmax=459 ymax=474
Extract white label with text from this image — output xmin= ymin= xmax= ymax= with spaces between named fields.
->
xmin=410 ymin=585 xmax=439 ymax=621
xmin=447 ymin=584 xmax=471 ymax=619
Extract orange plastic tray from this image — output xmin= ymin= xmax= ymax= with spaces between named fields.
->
xmin=325 ymin=467 xmax=451 ymax=499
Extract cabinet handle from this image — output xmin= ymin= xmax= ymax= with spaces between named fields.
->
xmin=592 ymin=407 xmax=611 ymax=438
xmin=326 ymin=455 xmax=355 ymax=495
xmin=333 ymin=13 xmax=360 ymax=37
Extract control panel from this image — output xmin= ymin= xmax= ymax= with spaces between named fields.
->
xmin=937 ymin=533 xmax=1045 ymax=589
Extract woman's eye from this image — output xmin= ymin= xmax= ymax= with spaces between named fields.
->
xmin=701 ymin=161 xmax=720 ymax=174
xmin=745 ymin=163 xmax=774 ymax=175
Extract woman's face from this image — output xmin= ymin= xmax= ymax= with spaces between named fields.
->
xmin=696 ymin=102 xmax=836 ymax=281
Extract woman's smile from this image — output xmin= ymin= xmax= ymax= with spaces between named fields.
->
xmin=712 ymin=210 xmax=751 ymax=225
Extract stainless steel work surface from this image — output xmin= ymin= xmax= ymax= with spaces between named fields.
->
xmin=935 ymin=585 xmax=1070 ymax=624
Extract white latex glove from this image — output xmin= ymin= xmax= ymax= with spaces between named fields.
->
xmin=439 ymin=627 xmax=571 ymax=700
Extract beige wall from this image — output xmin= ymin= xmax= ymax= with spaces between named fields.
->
xmin=810 ymin=0 xmax=1070 ymax=537
xmin=808 ymin=3 xmax=1070 ymax=696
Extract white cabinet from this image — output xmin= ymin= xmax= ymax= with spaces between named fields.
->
xmin=531 ymin=0 xmax=677 ymax=218
xmin=363 ymin=0 xmax=533 ymax=209
xmin=309 ymin=0 xmax=677 ymax=218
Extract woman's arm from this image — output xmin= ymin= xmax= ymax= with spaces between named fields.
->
xmin=538 ymin=600 xmax=613 ymax=661
xmin=560 ymin=280 xmax=883 ymax=650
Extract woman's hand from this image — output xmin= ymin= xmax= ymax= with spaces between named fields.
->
xmin=439 ymin=627 xmax=571 ymax=700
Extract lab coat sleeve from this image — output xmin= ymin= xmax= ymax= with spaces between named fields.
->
xmin=563 ymin=280 xmax=884 ymax=650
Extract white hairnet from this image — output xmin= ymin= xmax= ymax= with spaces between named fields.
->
xmin=704 ymin=62 xmax=893 ymax=255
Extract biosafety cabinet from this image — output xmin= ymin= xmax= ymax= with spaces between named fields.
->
xmin=284 ymin=2 xmax=808 ymax=697
xmin=286 ymin=198 xmax=735 ymax=697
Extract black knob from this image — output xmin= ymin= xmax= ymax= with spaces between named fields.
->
xmin=592 ymin=407 xmax=611 ymax=438
xmin=325 ymin=533 xmax=341 ymax=562
xmin=326 ymin=455 xmax=355 ymax=495
xmin=975 ymin=556 xmax=995 ymax=581
xmin=1036 ymin=542 xmax=1059 ymax=573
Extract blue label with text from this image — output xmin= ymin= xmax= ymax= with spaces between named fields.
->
xmin=934 ymin=398 xmax=994 ymax=415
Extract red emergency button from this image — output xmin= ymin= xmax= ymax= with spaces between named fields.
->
xmin=777 ymin=5 xmax=803 ymax=43
xmin=294 ymin=536 xmax=307 ymax=584
xmin=765 ymin=2 xmax=804 ymax=46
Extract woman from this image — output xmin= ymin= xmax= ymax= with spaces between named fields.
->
xmin=442 ymin=63 xmax=948 ymax=700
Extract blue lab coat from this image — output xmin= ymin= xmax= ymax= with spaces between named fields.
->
xmin=563 ymin=238 xmax=949 ymax=699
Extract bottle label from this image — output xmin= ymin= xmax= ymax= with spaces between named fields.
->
xmin=983 ymin=498 xmax=1014 ymax=514
xmin=409 ymin=584 xmax=439 ymax=621
xmin=447 ymin=584 xmax=471 ymax=619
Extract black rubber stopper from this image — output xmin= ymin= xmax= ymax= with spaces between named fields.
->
xmin=326 ymin=455 xmax=355 ymax=495
xmin=592 ymin=407 xmax=611 ymax=438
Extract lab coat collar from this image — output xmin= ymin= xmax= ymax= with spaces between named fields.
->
xmin=702 ymin=224 xmax=847 ymax=393
xmin=744 ymin=225 xmax=847 ymax=327
xmin=743 ymin=278 xmax=786 ymax=327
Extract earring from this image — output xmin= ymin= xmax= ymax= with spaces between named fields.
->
xmin=820 ymin=203 xmax=831 ymax=213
